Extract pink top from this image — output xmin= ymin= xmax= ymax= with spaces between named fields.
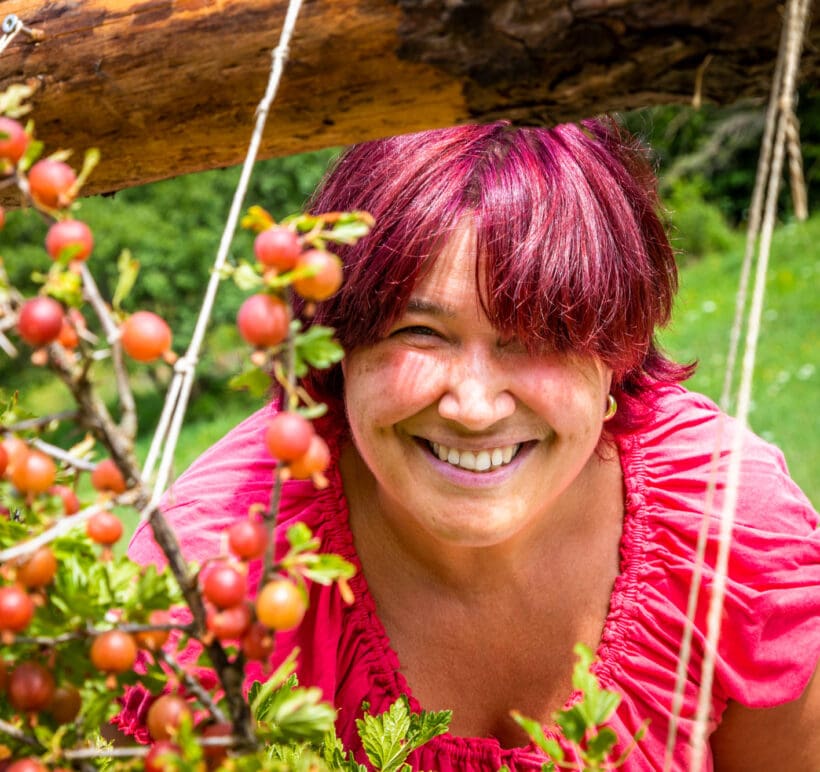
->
xmin=118 ymin=385 xmax=820 ymax=770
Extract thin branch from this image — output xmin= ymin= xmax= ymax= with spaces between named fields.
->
xmin=30 ymin=437 xmax=96 ymax=471
xmin=157 ymin=649 xmax=229 ymax=725
xmin=0 ymin=718 xmax=43 ymax=749
xmin=2 ymin=409 xmax=78 ymax=432
xmin=78 ymin=263 xmax=137 ymax=442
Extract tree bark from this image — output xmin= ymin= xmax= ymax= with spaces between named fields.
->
xmin=0 ymin=0 xmax=816 ymax=200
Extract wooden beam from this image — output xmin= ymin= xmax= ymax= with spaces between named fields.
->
xmin=0 ymin=0 xmax=815 ymax=200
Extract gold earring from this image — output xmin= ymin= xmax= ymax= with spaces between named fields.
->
xmin=603 ymin=394 xmax=617 ymax=422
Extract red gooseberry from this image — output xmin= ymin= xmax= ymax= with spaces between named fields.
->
xmin=227 ymin=518 xmax=268 ymax=560
xmin=202 ymin=562 xmax=247 ymax=610
xmin=90 ymin=629 xmax=138 ymax=674
xmin=8 ymin=661 xmax=55 ymax=712
xmin=17 ymin=296 xmax=64 ymax=347
xmin=0 ymin=443 xmax=7 ymax=477
xmin=241 ymin=621 xmax=274 ymax=662
xmin=49 ymin=683 xmax=82 ymax=724
xmin=236 ymin=293 xmax=289 ymax=348
xmin=45 ymin=219 xmax=94 ymax=262
xmin=11 ymin=450 xmax=57 ymax=495
xmin=255 ymin=577 xmax=307 ymax=632
xmin=288 ymin=435 xmax=331 ymax=480
xmin=91 ymin=458 xmax=128 ymax=494
xmin=206 ymin=602 xmax=252 ymax=641
xmin=50 ymin=484 xmax=80 ymax=515
xmin=16 ymin=546 xmax=58 ymax=589
xmin=254 ymin=226 xmax=302 ymax=271
xmin=120 ymin=311 xmax=173 ymax=362
xmin=264 ymin=412 xmax=314 ymax=462
xmin=292 ymin=249 xmax=343 ymax=301
xmin=27 ymin=159 xmax=77 ymax=210
xmin=56 ymin=316 xmax=79 ymax=349
xmin=0 ymin=585 xmax=35 ymax=633
xmin=146 ymin=694 xmax=192 ymax=741
xmin=134 ymin=610 xmax=171 ymax=651
xmin=7 ymin=759 xmax=48 ymax=772
xmin=144 ymin=740 xmax=182 ymax=772
xmin=1 ymin=436 xmax=29 ymax=477
xmin=201 ymin=721 xmax=233 ymax=764
xmin=0 ymin=117 xmax=29 ymax=165
xmin=86 ymin=511 xmax=123 ymax=546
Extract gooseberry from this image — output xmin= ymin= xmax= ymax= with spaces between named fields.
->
xmin=7 ymin=759 xmax=48 ymax=772
xmin=288 ymin=435 xmax=331 ymax=480
xmin=86 ymin=511 xmax=123 ymax=545
xmin=206 ymin=602 xmax=251 ymax=641
xmin=256 ymin=577 xmax=307 ymax=631
xmin=90 ymin=630 xmax=138 ymax=674
xmin=201 ymin=722 xmax=233 ymax=765
xmin=8 ymin=661 xmax=55 ymax=712
xmin=16 ymin=546 xmax=58 ymax=589
xmin=135 ymin=610 xmax=171 ymax=651
xmin=45 ymin=219 xmax=94 ymax=262
xmin=11 ymin=450 xmax=57 ymax=494
xmin=144 ymin=741 xmax=182 ymax=772
xmin=1 ymin=436 xmax=29 ymax=477
xmin=292 ymin=249 xmax=343 ymax=301
xmin=241 ymin=621 xmax=274 ymax=661
xmin=56 ymin=316 xmax=79 ymax=349
xmin=146 ymin=694 xmax=192 ymax=741
xmin=27 ymin=159 xmax=77 ymax=210
xmin=50 ymin=484 xmax=80 ymax=515
xmin=17 ymin=296 xmax=64 ymax=347
xmin=49 ymin=683 xmax=82 ymax=724
xmin=254 ymin=225 xmax=302 ymax=270
xmin=202 ymin=563 xmax=247 ymax=610
xmin=237 ymin=293 xmax=289 ymax=347
xmin=0 ymin=443 xmax=7 ymax=477
xmin=0 ymin=585 xmax=35 ymax=633
xmin=120 ymin=311 xmax=173 ymax=362
xmin=264 ymin=412 xmax=314 ymax=462
xmin=90 ymin=458 xmax=128 ymax=494
xmin=0 ymin=117 xmax=29 ymax=164
xmin=227 ymin=518 xmax=268 ymax=560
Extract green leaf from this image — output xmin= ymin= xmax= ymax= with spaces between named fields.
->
xmin=294 ymin=325 xmax=344 ymax=376
xmin=554 ymin=705 xmax=587 ymax=745
xmin=323 ymin=221 xmax=371 ymax=245
xmin=112 ymin=249 xmax=140 ymax=310
xmin=586 ymin=727 xmax=618 ymax=760
xmin=356 ymin=697 xmax=413 ymax=772
xmin=587 ymin=689 xmax=621 ymax=726
xmin=298 ymin=553 xmax=356 ymax=585
xmin=228 ymin=366 xmax=272 ymax=398
xmin=233 ymin=260 xmax=264 ymax=291
xmin=286 ymin=522 xmax=317 ymax=552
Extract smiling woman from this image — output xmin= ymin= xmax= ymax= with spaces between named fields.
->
xmin=120 ymin=120 xmax=819 ymax=770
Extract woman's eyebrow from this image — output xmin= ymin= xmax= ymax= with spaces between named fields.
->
xmin=404 ymin=298 xmax=457 ymax=318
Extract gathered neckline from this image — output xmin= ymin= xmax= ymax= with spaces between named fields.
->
xmin=311 ymin=431 xmax=650 ymax=763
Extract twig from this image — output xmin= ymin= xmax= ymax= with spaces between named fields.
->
xmin=2 ymin=409 xmax=78 ymax=432
xmin=63 ymin=746 xmax=150 ymax=760
xmin=15 ymin=621 xmax=192 ymax=646
xmin=30 ymin=437 xmax=96 ymax=472
xmin=79 ymin=263 xmax=137 ymax=442
xmin=157 ymin=649 xmax=229 ymax=725
xmin=0 ymin=717 xmax=43 ymax=749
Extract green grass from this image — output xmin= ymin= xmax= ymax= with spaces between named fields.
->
xmin=660 ymin=215 xmax=819 ymax=506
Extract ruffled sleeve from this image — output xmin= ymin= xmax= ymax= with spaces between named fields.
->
xmin=612 ymin=385 xmax=819 ymax=725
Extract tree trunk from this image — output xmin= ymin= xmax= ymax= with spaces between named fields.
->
xmin=0 ymin=0 xmax=816 ymax=200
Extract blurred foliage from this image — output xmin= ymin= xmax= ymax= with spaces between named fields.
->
xmin=622 ymin=87 xmax=820 ymax=225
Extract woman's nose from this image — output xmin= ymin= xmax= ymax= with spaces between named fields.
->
xmin=437 ymin=352 xmax=516 ymax=430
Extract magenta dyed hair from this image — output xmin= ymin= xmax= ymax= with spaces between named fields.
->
xmin=302 ymin=118 xmax=693 ymax=433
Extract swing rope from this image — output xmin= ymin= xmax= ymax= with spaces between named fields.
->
xmin=659 ymin=0 xmax=812 ymax=766
xmin=141 ymin=0 xmax=305 ymax=510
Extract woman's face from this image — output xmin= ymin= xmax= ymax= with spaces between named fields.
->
xmin=342 ymin=223 xmax=614 ymax=549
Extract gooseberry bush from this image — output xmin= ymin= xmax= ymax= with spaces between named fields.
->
xmin=0 ymin=87 xmax=637 ymax=772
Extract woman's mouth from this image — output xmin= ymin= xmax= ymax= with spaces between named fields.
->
xmin=427 ymin=440 xmax=522 ymax=472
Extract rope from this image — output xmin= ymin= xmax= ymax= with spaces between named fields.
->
xmin=142 ymin=0 xmax=306 ymax=508
xmin=688 ymin=0 xmax=811 ymax=767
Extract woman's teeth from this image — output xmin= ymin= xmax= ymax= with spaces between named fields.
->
xmin=429 ymin=441 xmax=521 ymax=472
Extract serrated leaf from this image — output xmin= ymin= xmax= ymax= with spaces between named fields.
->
xmin=356 ymin=697 xmax=413 ymax=772
xmin=233 ymin=261 xmax=264 ymax=291
xmin=554 ymin=705 xmax=586 ymax=745
xmin=294 ymin=325 xmax=344 ymax=374
xmin=586 ymin=726 xmax=618 ymax=760
xmin=112 ymin=249 xmax=140 ymax=310
xmin=228 ymin=366 xmax=271 ymax=398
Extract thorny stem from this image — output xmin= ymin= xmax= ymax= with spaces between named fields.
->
xmin=157 ymin=649 xmax=229 ymax=725
xmin=0 ymin=718 xmax=43 ymax=750
xmin=15 ymin=621 xmax=192 ymax=646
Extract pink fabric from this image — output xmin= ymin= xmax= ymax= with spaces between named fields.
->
xmin=118 ymin=386 xmax=820 ymax=770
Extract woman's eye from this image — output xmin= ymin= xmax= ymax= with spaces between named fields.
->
xmin=391 ymin=325 xmax=438 ymax=338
